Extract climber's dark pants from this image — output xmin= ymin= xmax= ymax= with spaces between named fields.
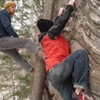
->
xmin=0 ymin=36 xmax=40 ymax=72
xmin=47 ymin=49 xmax=89 ymax=100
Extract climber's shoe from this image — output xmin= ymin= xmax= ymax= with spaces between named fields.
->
xmin=76 ymin=90 xmax=94 ymax=100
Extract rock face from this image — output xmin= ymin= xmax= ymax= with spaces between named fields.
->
xmin=42 ymin=0 xmax=100 ymax=99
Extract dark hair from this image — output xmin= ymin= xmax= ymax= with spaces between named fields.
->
xmin=37 ymin=19 xmax=53 ymax=33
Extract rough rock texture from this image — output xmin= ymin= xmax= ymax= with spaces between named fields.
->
xmin=42 ymin=0 xmax=100 ymax=99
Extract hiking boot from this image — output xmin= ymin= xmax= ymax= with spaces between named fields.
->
xmin=76 ymin=90 xmax=94 ymax=100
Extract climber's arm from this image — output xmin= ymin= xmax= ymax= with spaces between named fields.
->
xmin=47 ymin=0 xmax=75 ymax=39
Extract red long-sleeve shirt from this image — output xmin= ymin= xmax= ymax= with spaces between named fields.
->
xmin=40 ymin=34 xmax=70 ymax=72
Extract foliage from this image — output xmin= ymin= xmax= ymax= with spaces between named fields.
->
xmin=0 ymin=0 xmax=46 ymax=99
xmin=0 ymin=52 xmax=30 ymax=100
xmin=12 ymin=74 xmax=31 ymax=100
xmin=0 ymin=0 xmax=5 ymax=10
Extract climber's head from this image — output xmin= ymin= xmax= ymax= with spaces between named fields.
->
xmin=37 ymin=19 xmax=54 ymax=33
xmin=4 ymin=0 xmax=16 ymax=15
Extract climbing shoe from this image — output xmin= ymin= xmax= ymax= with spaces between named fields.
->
xmin=76 ymin=90 xmax=94 ymax=100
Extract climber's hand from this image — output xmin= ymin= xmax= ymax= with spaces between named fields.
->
xmin=19 ymin=36 xmax=24 ymax=38
xmin=58 ymin=7 xmax=65 ymax=16
xmin=68 ymin=0 xmax=76 ymax=6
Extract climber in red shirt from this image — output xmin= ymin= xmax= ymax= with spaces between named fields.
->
xmin=37 ymin=0 xmax=94 ymax=100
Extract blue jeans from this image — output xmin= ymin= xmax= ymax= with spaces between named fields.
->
xmin=47 ymin=49 xmax=89 ymax=100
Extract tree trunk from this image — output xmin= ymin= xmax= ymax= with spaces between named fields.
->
xmin=42 ymin=0 xmax=100 ymax=99
xmin=30 ymin=55 xmax=46 ymax=100
xmin=30 ymin=0 xmax=100 ymax=99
